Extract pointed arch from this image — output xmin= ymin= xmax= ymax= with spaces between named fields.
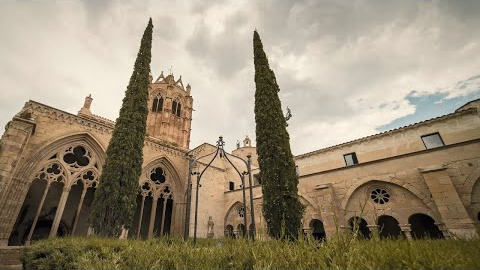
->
xmin=224 ymin=201 xmax=250 ymax=226
xmin=6 ymin=132 xmax=105 ymax=244
xmin=151 ymin=93 xmax=164 ymax=113
xmin=171 ymin=97 xmax=181 ymax=117
xmin=142 ymin=156 xmax=184 ymax=194
xmin=14 ymin=132 xmax=107 ymax=186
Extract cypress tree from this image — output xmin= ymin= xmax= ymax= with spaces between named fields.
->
xmin=89 ymin=18 xmax=153 ymax=237
xmin=253 ymin=30 xmax=304 ymax=239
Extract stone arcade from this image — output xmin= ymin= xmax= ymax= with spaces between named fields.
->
xmin=0 ymin=72 xmax=479 ymax=246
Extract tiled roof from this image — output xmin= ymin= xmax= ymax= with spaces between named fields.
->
xmin=295 ymin=106 xmax=477 ymax=160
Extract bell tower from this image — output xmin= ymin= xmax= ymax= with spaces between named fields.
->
xmin=146 ymin=71 xmax=193 ymax=149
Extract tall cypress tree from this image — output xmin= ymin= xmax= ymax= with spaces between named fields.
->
xmin=253 ymin=30 xmax=304 ymax=239
xmin=89 ymin=18 xmax=153 ymax=237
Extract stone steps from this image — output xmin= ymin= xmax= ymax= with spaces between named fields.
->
xmin=0 ymin=246 xmax=23 ymax=270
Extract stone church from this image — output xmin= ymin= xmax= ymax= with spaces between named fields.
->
xmin=0 ymin=70 xmax=479 ymax=246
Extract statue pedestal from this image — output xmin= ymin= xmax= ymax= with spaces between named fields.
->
xmin=207 ymin=232 xmax=214 ymax=238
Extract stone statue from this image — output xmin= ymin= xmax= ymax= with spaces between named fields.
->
xmin=236 ymin=140 xmax=240 ymax=149
xmin=243 ymin=135 xmax=251 ymax=147
xmin=207 ymin=216 xmax=214 ymax=238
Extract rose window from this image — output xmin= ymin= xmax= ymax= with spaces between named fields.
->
xmin=238 ymin=206 xmax=245 ymax=217
xmin=370 ymin=188 xmax=390 ymax=204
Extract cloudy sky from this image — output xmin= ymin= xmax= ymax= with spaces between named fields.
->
xmin=1 ymin=0 xmax=479 ymax=155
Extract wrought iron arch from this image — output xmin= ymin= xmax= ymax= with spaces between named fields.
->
xmin=185 ymin=136 xmax=256 ymax=244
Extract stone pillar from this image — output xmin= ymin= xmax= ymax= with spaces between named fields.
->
xmin=435 ymin=222 xmax=451 ymax=238
xmin=49 ymin=185 xmax=71 ymax=238
xmin=71 ymin=187 xmax=88 ymax=235
xmin=399 ymin=224 xmax=413 ymax=241
xmin=302 ymin=228 xmax=312 ymax=235
xmin=367 ymin=224 xmax=380 ymax=239
xmin=420 ymin=165 xmax=477 ymax=238
xmin=136 ymin=195 xmax=146 ymax=239
xmin=148 ymin=197 xmax=159 ymax=239
xmin=340 ymin=225 xmax=353 ymax=235
xmin=0 ymin=117 xmax=35 ymax=246
xmin=160 ymin=198 xmax=167 ymax=236
xmin=314 ymin=183 xmax=342 ymax=240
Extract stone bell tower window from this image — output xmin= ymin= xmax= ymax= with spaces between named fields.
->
xmin=152 ymin=94 xmax=164 ymax=112
xmin=172 ymin=98 xmax=181 ymax=117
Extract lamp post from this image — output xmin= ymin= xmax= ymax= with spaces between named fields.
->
xmin=184 ymin=136 xmax=256 ymax=244
xmin=183 ymin=155 xmax=194 ymax=240
xmin=246 ymin=155 xmax=256 ymax=239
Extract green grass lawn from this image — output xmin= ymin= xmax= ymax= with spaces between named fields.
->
xmin=22 ymin=235 xmax=480 ymax=269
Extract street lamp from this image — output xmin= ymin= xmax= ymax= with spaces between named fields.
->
xmin=183 ymin=136 xmax=256 ymax=244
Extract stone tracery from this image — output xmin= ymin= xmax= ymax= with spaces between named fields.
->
xmin=8 ymin=144 xmax=100 ymax=245
xmin=131 ymin=163 xmax=177 ymax=239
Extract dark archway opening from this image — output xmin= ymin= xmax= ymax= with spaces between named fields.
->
xmin=72 ymin=187 xmax=95 ymax=236
xmin=309 ymin=219 xmax=326 ymax=241
xmin=9 ymin=180 xmax=65 ymax=245
xmin=163 ymin=198 xmax=173 ymax=235
xmin=377 ymin=215 xmax=402 ymax=238
xmin=349 ymin=216 xmax=371 ymax=239
xmin=409 ymin=213 xmax=443 ymax=239
xmin=8 ymin=179 xmax=47 ymax=246
xmin=139 ymin=196 xmax=153 ymax=239
xmin=153 ymin=197 xmax=165 ymax=237
xmin=249 ymin=223 xmax=254 ymax=238
xmin=225 ymin=225 xmax=234 ymax=238
xmin=129 ymin=194 xmax=144 ymax=239
xmin=237 ymin=224 xmax=246 ymax=238
xmin=29 ymin=219 xmax=68 ymax=242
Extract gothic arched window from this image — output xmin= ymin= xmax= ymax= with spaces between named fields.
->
xmin=172 ymin=98 xmax=181 ymax=117
xmin=151 ymin=94 xmax=164 ymax=113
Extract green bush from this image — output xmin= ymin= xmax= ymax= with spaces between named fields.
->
xmin=22 ymin=236 xmax=480 ymax=269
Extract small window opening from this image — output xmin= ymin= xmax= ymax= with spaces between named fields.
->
xmin=172 ymin=99 xmax=181 ymax=117
xmin=152 ymin=95 xmax=163 ymax=112
xmin=343 ymin=152 xmax=358 ymax=166
xmin=421 ymin=133 xmax=445 ymax=149
xmin=229 ymin=181 xmax=234 ymax=191
xmin=176 ymin=103 xmax=181 ymax=117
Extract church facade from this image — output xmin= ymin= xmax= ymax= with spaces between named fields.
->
xmin=0 ymin=71 xmax=479 ymax=246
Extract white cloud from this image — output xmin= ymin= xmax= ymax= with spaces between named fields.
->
xmin=0 ymin=0 xmax=479 ymax=155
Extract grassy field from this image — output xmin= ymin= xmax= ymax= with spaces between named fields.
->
xmin=22 ymin=235 xmax=480 ymax=269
